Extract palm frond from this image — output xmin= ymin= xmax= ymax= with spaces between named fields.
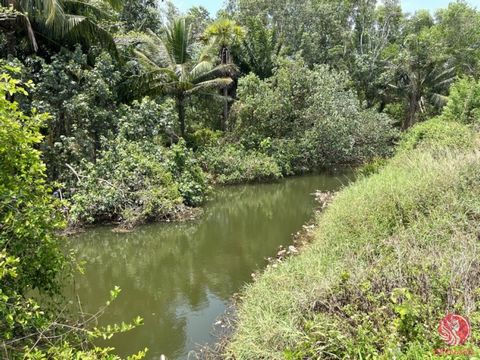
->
xmin=143 ymin=81 xmax=181 ymax=97
xmin=165 ymin=18 xmax=192 ymax=65
xmin=63 ymin=15 xmax=118 ymax=58
xmin=133 ymin=49 xmax=164 ymax=70
xmin=0 ymin=10 xmax=39 ymax=51
xmin=187 ymin=77 xmax=233 ymax=95
xmin=43 ymin=0 xmax=65 ymax=29
xmin=204 ymin=18 xmax=245 ymax=48
xmin=63 ymin=0 xmax=112 ymax=20
xmin=135 ymin=32 xmax=171 ymax=68
xmin=103 ymin=0 xmax=124 ymax=11
xmin=192 ymin=63 xmax=237 ymax=84
xmin=190 ymin=60 xmax=214 ymax=80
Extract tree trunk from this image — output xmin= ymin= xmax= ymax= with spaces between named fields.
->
xmin=221 ymin=46 xmax=229 ymax=131
xmin=6 ymin=31 xmax=17 ymax=57
xmin=222 ymin=87 xmax=228 ymax=131
xmin=177 ymin=96 xmax=186 ymax=137
xmin=403 ymin=92 xmax=419 ymax=130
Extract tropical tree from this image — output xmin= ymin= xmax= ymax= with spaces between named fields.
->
xmin=133 ymin=18 xmax=235 ymax=137
xmin=234 ymin=16 xmax=283 ymax=79
xmin=0 ymin=0 xmax=123 ymax=56
xmin=204 ymin=18 xmax=244 ymax=129
xmin=390 ymin=29 xmax=455 ymax=129
xmin=435 ymin=2 xmax=480 ymax=77
xmin=350 ymin=0 xmax=403 ymax=109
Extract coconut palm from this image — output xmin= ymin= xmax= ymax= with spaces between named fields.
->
xmin=133 ymin=18 xmax=236 ymax=137
xmin=0 ymin=0 xmax=123 ymax=56
xmin=203 ymin=18 xmax=245 ymax=130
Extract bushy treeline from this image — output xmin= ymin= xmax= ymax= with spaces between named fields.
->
xmin=2 ymin=0 xmax=480 ymax=227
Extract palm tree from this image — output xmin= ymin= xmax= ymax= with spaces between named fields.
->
xmin=0 ymin=0 xmax=122 ymax=56
xmin=203 ymin=18 xmax=245 ymax=130
xmin=390 ymin=34 xmax=456 ymax=129
xmin=133 ymin=18 xmax=236 ymax=137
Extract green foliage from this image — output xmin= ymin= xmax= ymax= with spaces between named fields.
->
xmin=233 ymin=58 xmax=397 ymax=171
xmin=199 ymin=143 xmax=282 ymax=185
xmin=166 ymin=139 xmax=209 ymax=206
xmin=187 ymin=128 xmax=223 ymax=150
xmin=398 ymin=117 xmax=474 ymax=152
xmin=130 ymin=17 xmax=235 ymax=136
xmin=435 ymin=2 xmax=480 ymax=77
xmin=0 ymin=69 xmax=65 ymax=294
xmin=32 ymin=47 xmax=121 ymax=181
xmin=0 ymin=0 xmax=121 ymax=57
xmin=356 ymin=157 xmax=389 ymax=177
xmin=117 ymin=97 xmax=176 ymax=142
xmin=228 ymin=120 xmax=480 ymax=359
xmin=119 ymin=0 xmax=161 ymax=32
xmin=69 ymin=139 xmax=183 ymax=227
xmin=231 ymin=16 xmax=282 ymax=79
xmin=0 ymin=69 xmax=144 ymax=359
xmin=440 ymin=76 xmax=480 ymax=125
xmin=69 ymin=126 xmax=208 ymax=226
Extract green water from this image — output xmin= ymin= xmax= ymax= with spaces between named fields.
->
xmin=69 ymin=174 xmax=348 ymax=359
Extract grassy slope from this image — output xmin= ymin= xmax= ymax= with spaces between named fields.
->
xmin=227 ymin=119 xmax=480 ymax=359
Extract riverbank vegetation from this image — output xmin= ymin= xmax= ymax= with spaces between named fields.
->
xmin=227 ymin=100 xmax=480 ymax=358
xmin=2 ymin=0 xmax=480 ymax=358
xmin=5 ymin=0 xmax=480 ymax=228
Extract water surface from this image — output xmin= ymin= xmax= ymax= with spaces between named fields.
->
xmin=69 ymin=174 xmax=347 ymax=359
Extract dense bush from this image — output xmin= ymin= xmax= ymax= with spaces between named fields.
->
xmin=31 ymin=47 xmax=121 ymax=181
xmin=0 ymin=71 xmax=64 ymax=295
xmin=166 ymin=139 xmax=210 ymax=206
xmin=117 ymin=97 xmax=176 ymax=143
xmin=186 ymin=128 xmax=223 ymax=151
xmin=228 ymin=121 xmax=480 ymax=359
xmin=69 ymin=139 xmax=208 ymax=227
xmin=440 ymin=76 xmax=480 ymax=125
xmin=231 ymin=58 xmax=397 ymax=172
xmin=199 ymin=143 xmax=282 ymax=185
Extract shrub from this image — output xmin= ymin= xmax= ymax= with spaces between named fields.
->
xmin=356 ymin=156 xmax=389 ymax=176
xmin=398 ymin=117 xmax=474 ymax=152
xmin=69 ymin=137 xmax=208 ymax=227
xmin=199 ymin=143 xmax=282 ymax=185
xmin=69 ymin=140 xmax=182 ymax=227
xmin=186 ymin=128 xmax=223 ymax=150
xmin=0 ymin=70 xmax=64 ymax=294
xmin=117 ymin=97 xmax=176 ymax=143
xmin=166 ymin=139 xmax=209 ymax=206
xmin=440 ymin=76 xmax=480 ymax=125
xmin=32 ymin=48 xmax=121 ymax=182
xmin=231 ymin=58 xmax=397 ymax=171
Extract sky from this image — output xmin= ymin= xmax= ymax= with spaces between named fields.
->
xmin=172 ymin=0 xmax=480 ymax=16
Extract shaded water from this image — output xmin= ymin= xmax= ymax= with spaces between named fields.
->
xmin=69 ymin=174 xmax=348 ymax=359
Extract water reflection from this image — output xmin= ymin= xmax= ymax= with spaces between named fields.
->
xmin=69 ymin=174 xmax=347 ymax=359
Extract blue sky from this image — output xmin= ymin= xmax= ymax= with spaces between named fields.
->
xmin=172 ymin=0 xmax=480 ymax=16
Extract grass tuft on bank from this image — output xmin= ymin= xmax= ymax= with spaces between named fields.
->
xmin=227 ymin=118 xmax=480 ymax=359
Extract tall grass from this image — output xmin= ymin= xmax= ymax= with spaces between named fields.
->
xmin=227 ymin=119 xmax=480 ymax=359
